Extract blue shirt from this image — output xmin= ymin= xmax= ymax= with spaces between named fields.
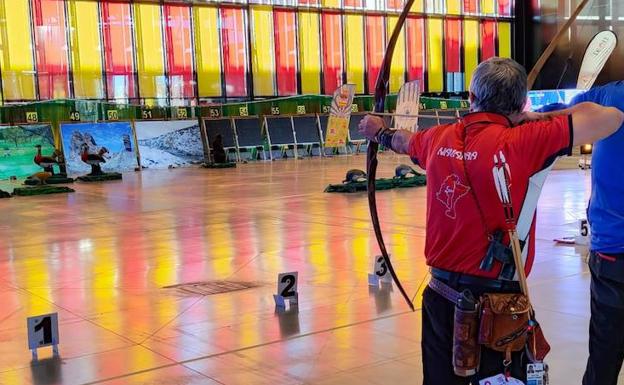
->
xmin=571 ymin=81 xmax=624 ymax=253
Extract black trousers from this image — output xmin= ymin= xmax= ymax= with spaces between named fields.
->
xmin=422 ymin=285 xmax=528 ymax=385
xmin=583 ymin=252 xmax=624 ymax=385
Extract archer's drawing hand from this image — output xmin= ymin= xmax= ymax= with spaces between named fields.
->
xmin=359 ymin=115 xmax=386 ymax=142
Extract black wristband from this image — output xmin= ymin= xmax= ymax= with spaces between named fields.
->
xmin=377 ymin=128 xmax=397 ymax=149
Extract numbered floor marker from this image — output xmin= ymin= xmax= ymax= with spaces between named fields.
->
xmin=575 ymin=219 xmax=590 ymax=246
xmin=274 ymin=272 xmax=298 ymax=308
xmin=27 ymin=312 xmax=59 ymax=359
xmin=368 ymin=255 xmax=392 ymax=286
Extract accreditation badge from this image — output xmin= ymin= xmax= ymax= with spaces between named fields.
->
xmin=527 ymin=362 xmax=549 ymax=385
xmin=479 ymin=374 xmax=523 ymax=385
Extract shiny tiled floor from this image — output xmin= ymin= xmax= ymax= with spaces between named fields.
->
xmin=0 ymin=154 xmax=614 ymax=384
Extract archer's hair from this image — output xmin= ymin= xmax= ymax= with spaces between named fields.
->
xmin=469 ymin=57 xmax=528 ymax=115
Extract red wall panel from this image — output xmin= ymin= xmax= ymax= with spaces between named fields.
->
xmin=463 ymin=0 xmax=478 ymax=13
xmin=445 ymin=19 xmax=462 ymax=73
xmin=498 ymin=0 xmax=512 ymax=16
xmin=33 ymin=0 xmax=69 ymax=99
xmin=101 ymin=1 xmax=137 ymax=100
xmin=321 ymin=12 xmax=344 ymax=94
xmin=344 ymin=0 xmax=363 ymax=7
xmin=221 ymin=7 xmax=248 ymax=97
xmin=481 ymin=20 xmax=497 ymax=60
xmin=164 ymin=4 xmax=195 ymax=100
xmin=273 ymin=10 xmax=298 ymax=95
xmin=406 ymin=17 xmax=425 ymax=84
xmin=366 ymin=15 xmax=385 ymax=92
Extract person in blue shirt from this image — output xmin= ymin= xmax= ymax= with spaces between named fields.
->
xmin=544 ymin=81 xmax=624 ymax=385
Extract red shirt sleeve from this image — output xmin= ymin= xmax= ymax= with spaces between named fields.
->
xmin=506 ymin=115 xmax=573 ymax=172
xmin=407 ymin=125 xmax=446 ymax=169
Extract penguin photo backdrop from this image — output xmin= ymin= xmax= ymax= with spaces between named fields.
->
xmin=0 ymin=124 xmax=55 ymax=180
xmin=60 ymin=122 xmax=139 ymax=175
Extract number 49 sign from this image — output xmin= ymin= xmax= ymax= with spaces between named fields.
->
xmin=27 ymin=312 xmax=59 ymax=359
xmin=273 ymin=272 xmax=298 ymax=308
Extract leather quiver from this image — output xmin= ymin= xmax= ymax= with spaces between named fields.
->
xmin=478 ymin=293 xmax=531 ymax=359
xmin=453 ymin=307 xmax=481 ymax=376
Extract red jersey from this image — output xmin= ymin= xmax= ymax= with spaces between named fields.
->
xmin=408 ymin=112 xmax=573 ymax=278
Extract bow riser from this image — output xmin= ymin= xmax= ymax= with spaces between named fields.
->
xmin=368 ymin=0 xmax=418 ymax=312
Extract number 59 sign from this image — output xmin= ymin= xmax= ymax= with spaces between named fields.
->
xmin=274 ymin=272 xmax=298 ymax=308
xmin=27 ymin=313 xmax=59 ymax=358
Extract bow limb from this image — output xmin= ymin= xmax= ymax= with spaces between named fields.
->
xmin=367 ymin=0 xmax=417 ymax=312
xmin=527 ymin=0 xmax=591 ymax=89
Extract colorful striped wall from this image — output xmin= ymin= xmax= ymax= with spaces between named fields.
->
xmin=0 ymin=0 xmax=514 ymax=104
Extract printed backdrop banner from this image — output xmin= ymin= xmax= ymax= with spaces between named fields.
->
xmin=0 ymin=124 xmax=55 ymax=180
xmin=60 ymin=122 xmax=139 ymax=175
xmin=394 ymin=80 xmax=421 ymax=132
xmin=325 ymin=84 xmax=356 ymax=148
xmin=135 ymin=120 xmax=205 ymax=169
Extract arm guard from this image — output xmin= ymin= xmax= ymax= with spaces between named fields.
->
xmin=376 ymin=128 xmax=397 ymax=150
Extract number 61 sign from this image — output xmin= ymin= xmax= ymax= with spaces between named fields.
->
xmin=27 ymin=312 xmax=59 ymax=359
xmin=273 ymin=272 xmax=298 ymax=308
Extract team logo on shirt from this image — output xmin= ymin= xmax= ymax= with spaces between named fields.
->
xmin=436 ymin=174 xmax=470 ymax=219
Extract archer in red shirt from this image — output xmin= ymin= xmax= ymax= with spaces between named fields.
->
xmin=359 ymin=57 xmax=623 ymax=385
xmin=409 ymin=112 xmax=572 ymax=279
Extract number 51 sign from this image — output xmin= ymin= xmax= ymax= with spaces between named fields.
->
xmin=27 ymin=312 xmax=59 ymax=359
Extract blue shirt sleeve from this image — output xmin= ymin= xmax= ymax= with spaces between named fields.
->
xmin=570 ymin=81 xmax=624 ymax=107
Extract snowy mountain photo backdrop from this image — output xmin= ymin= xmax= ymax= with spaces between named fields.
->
xmin=135 ymin=120 xmax=206 ymax=169
xmin=60 ymin=122 xmax=139 ymax=175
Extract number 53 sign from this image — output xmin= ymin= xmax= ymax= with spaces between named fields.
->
xmin=27 ymin=313 xmax=59 ymax=358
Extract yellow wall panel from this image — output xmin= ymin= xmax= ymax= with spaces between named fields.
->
xmin=344 ymin=15 xmax=364 ymax=94
xmin=446 ymin=0 xmax=461 ymax=14
xmin=322 ymin=0 xmax=341 ymax=8
xmin=0 ymin=0 xmax=36 ymax=100
xmin=409 ymin=0 xmax=424 ymax=12
xmin=464 ymin=20 xmax=479 ymax=90
xmin=387 ymin=16 xmax=406 ymax=93
xmin=299 ymin=12 xmax=321 ymax=94
xmin=427 ymin=19 xmax=443 ymax=92
xmin=481 ymin=0 xmax=495 ymax=15
xmin=250 ymin=7 xmax=275 ymax=96
xmin=68 ymin=0 xmax=104 ymax=99
xmin=194 ymin=7 xmax=222 ymax=98
xmin=498 ymin=22 xmax=512 ymax=58
xmin=134 ymin=3 xmax=166 ymax=102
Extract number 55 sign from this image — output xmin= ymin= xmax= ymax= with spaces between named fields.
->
xmin=27 ymin=313 xmax=59 ymax=359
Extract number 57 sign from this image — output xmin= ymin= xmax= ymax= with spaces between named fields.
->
xmin=27 ymin=313 xmax=59 ymax=358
